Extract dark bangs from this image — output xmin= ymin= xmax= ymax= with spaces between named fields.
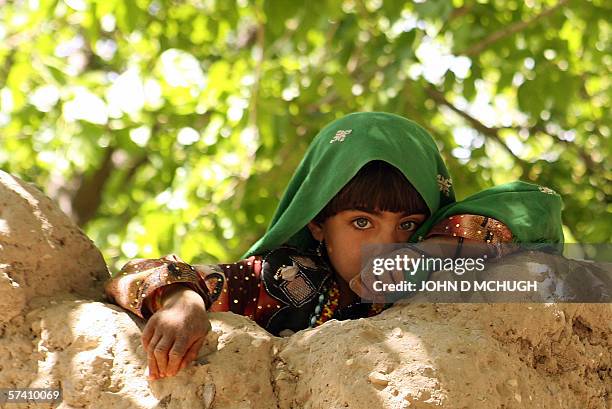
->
xmin=314 ymin=160 xmax=430 ymax=223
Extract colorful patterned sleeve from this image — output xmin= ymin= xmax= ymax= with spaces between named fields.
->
xmin=424 ymin=214 xmax=518 ymax=258
xmin=104 ymin=254 xmax=287 ymax=328
xmin=104 ymin=254 xmax=213 ymax=319
xmin=197 ymin=256 xmax=286 ymax=326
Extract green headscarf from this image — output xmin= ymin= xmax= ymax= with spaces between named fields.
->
xmin=411 ymin=181 xmax=564 ymax=245
xmin=244 ymin=112 xmax=563 ymax=258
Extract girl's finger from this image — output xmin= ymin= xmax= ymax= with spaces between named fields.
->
xmin=179 ymin=337 xmax=205 ymax=372
xmin=165 ymin=336 xmax=190 ymax=377
xmin=353 ymin=273 xmax=379 ymax=302
xmin=391 ymin=268 xmax=405 ymax=286
xmin=147 ymin=349 xmax=160 ymax=380
xmin=141 ymin=319 xmax=156 ymax=352
xmin=349 ymin=275 xmax=366 ymax=298
xmin=152 ymin=335 xmax=173 ymax=377
xmin=146 ymin=331 xmax=162 ymax=379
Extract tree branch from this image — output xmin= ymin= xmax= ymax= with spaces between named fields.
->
xmin=71 ymin=147 xmax=116 ymax=226
xmin=459 ymin=0 xmax=570 ymax=57
xmin=425 ymin=86 xmax=529 ymax=171
xmin=528 ymin=121 xmax=602 ymax=179
xmin=425 ymin=86 xmax=606 ymax=200
xmin=232 ymin=8 xmax=266 ymax=210
xmin=439 ymin=4 xmax=475 ymax=36
xmin=0 ymin=49 xmax=16 ymax=89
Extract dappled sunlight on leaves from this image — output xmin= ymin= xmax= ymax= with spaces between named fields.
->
xmin=0 ymin=0 xmax=609 ymax=272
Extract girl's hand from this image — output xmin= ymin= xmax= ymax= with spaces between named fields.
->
xmin=348 ymin=237 xmax=491 ymax=301
xmin=348 ymin=238 xmax=461 ymax=301
xmin=141 ymin=285 xmax=211 ymax=380
xmin=349 ymin=262 xmax=405 ymax=302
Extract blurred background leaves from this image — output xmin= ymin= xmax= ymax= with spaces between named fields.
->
xmin=0 ymin=0 xmax=610 ymax=271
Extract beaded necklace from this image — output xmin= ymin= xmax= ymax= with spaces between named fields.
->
xmin=308 ymin=275 xmax=388 ymax=328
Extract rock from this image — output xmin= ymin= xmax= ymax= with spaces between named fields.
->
xmin=368 ymin=371 xmax=390 ymax=387
xmin=2 ymin=300 xmax=279 ymax=409
xmin=0 ymin=171 xmax=108 ymax=324
xmin=200 ymin=383 xmax=216 ymax=409
xmin=0 ymin=171 xmax=610 ymax=409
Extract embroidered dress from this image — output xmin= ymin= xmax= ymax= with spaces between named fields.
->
xmin=105 ymin=112 xmax=564 ymax=336
xmin=105 ymin=246 xmax=333 ymax=335
xmin=105 ymin=213 xmax=516 ymax=336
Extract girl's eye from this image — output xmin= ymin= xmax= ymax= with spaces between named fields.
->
xmin=399 ymin=221 xmax=418 ymax=231
xmin=352 ymin=218 xmax=372 ymax=229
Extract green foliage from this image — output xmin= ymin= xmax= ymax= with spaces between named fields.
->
xmin=0 ymin=0 xmax=610 ymax=271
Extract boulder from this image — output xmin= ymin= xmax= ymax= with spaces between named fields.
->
xmin=0 ymin=171 xmax=609 ymax=409
xmin=0 ymin=171 xmax=108 ymax=325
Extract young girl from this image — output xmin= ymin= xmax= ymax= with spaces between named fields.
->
xmin=105 ymin=112 xmax=563 ymax=380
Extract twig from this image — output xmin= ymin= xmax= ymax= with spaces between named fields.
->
xmin=439 ymin=4 xmax=475 ymax=35
xmin=71 ymin=147 xmax=116 ymax=226
xmin=425 ymin=87 xmax=528 ymax=171
xmin=459 ymin=0 xmax=570 ymax=57
xmin=232 ymin=8 xmax=266 ymax=210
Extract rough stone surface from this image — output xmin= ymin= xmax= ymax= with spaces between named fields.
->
xmin=274 ymin=302 xmax=610 ymax=409
xmin=0 ymin=171 xmax=610 ymax=409
xmin=0 ymin=171 xmax=108 ymax=324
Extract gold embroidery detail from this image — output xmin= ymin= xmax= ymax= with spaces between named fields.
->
xmin=330 ymin=129 xmax=352 ymax=143
xmin=436 ymin=174 xmax=452 ymax=196
xmin=284 ymin=275 xmax=314 ymax=304
xmin=538 ymin=185 xmax=557 ymax=195
xmin=278 ymin=264 xmax=299 ymax=281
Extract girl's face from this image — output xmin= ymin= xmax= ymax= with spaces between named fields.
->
xmin=307 ymin=209 xmax=427 ymax=286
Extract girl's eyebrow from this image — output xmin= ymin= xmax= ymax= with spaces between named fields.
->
xmin=403 ymin=212 xmax=427 ymax=218
xmin=349 ymin=208 xmax=427 ymax=218
xmin=349 ymin=208 xmax=382 ymax=215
